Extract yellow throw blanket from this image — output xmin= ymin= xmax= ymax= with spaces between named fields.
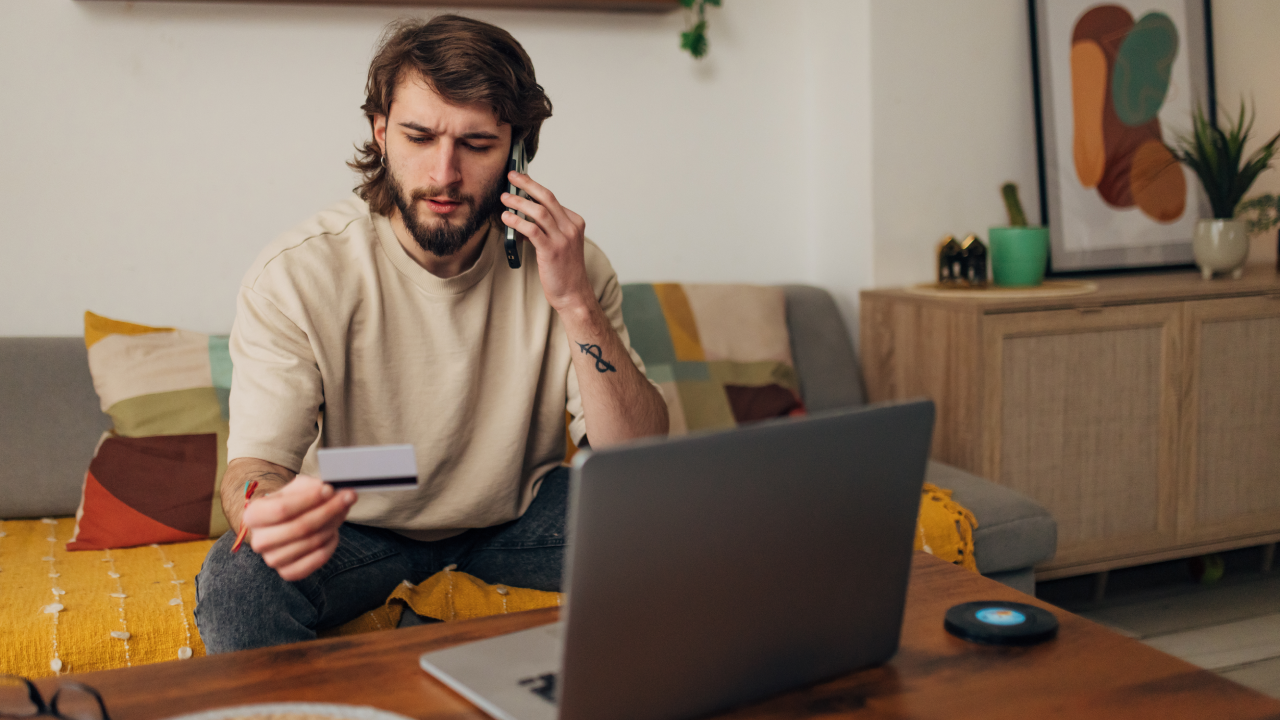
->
xmin=916 ymin=482 xmax=979 ymax=572
xmin=2 ymin=488 xmax=975 ymax=677
xmin=0 ymin=517 xmax=213 ymax=678
xmin=328 ymin=484 xmax=979 ymax=636
xmin=320 ymin=565 xmax=563 ymax=637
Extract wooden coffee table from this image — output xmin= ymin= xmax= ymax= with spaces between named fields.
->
xmin=37 ymin=554 xmax=1280 ymax=720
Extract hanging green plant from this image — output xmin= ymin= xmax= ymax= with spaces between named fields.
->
xmin=680 ymin=0 xmax=721 ymax=59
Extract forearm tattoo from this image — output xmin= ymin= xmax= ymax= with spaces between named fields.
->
xmin=577 ymin=342 xmax=617 ymax=373
xmin=225 ymin=469 xmax=289 ymax=506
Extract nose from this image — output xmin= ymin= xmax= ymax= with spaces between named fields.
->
xmin=427 ymin=143 xmax=462 ymax=189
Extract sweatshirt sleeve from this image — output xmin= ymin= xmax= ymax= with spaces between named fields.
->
xmin=225 ymin=285 xmax=323 ymax=472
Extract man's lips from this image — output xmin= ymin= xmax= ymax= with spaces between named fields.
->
xmin=423 ymin=197 xmax=462 ymax=214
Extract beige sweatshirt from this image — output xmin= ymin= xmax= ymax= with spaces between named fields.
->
xmin=227 ymin=195 xmax=645 ymax=540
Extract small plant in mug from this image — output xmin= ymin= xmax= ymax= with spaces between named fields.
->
xmin=1001 ymin=182 xmax=1028 ymax=227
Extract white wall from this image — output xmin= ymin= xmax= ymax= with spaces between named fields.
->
xmin=802 ymin=0 xmax=875 ymax=334
xmin=0 ymin=0 xmax=874 ymax=336
xmin=868 ymin=0 xmax=1280 ymax=287
xmin=2 ymin=0 xmax=1274 ymax=338
xmin=869 ymin=0 xmax=1041 ymax=289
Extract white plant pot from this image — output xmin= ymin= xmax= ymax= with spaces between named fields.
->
xmin=1193 ymin=219 xmax=1250 ymax=280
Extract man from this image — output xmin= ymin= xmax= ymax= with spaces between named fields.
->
xmin=194 ymin=15 xmax=669 ymax=653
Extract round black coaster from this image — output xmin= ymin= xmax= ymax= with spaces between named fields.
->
xmin=944 ymin=601 xmax=1058 ymax=646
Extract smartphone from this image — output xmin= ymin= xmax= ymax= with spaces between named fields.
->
xmin=504 ymin=138 xmax=529 ymax=269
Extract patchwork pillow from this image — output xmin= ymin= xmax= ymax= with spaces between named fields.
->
xmin=620 ymin=283 xmax=805 ymax=435
xmin=68 ymin=312 xmax=232 ymax=550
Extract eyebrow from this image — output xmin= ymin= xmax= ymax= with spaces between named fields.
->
xmin=397 ymin=122 xmax=500 ymax=141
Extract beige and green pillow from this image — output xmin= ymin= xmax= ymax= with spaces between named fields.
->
xmin=68 ymin=312 xmax=231 ymax=550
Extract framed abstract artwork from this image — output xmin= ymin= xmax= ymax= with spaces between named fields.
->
xmin=1029 ymin=0 xmax=1215 ymax=273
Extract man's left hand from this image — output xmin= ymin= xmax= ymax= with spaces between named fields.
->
xmin=500 ymin=170 xmax=670 ymax=447
xmin=500 ymin=172 xmax=594 ymax=312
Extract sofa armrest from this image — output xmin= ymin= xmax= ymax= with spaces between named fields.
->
xmin=925 ymin=460 xmax=1057 ymax=575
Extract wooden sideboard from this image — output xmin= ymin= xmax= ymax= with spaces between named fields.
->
xmin=860 ymin=264 xmax=1280 ymax=579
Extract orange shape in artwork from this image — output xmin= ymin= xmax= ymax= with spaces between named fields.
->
xmin=1071 ymin=40 xmax=1108 ymax=189
xmin=68 ymin=470 xmax=206 ymax=551
xmin=1130 ymin=139 xmax=1186 ymax=222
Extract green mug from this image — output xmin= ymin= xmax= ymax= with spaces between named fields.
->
xmin=989 ymin=226 xmax=1049 ymax=287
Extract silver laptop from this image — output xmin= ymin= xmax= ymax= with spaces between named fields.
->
xmin=420 ymin=399 xmax=934 ymax=720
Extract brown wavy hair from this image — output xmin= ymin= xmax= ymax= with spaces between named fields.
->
xmin=350 ymin=16 xmax=553 ymax=216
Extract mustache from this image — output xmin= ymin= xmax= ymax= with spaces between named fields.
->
xmin=410 ymin=186 xmax=469 ymax=204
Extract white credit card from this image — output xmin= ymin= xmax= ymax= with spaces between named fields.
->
xmin=317 ymin=444 xmax=418 ymax=492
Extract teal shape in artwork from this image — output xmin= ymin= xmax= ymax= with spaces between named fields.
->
xmin=1112 ymin=11 xmax=1179 ymax=127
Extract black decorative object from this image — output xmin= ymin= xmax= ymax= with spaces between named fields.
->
xmin=937 ymin=235 xmax=964 ymax=286
xmin=937 ymin=234 xmax=988 ymax=288
xmin=959 ymin=234 xmax=989 ymax=287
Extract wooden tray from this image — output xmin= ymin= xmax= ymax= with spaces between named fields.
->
xmin=904 ymin=279 xmax=1099 ymax=299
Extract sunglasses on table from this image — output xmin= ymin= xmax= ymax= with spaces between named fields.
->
xmin=0 ymin=676 xmax=111 ymax=720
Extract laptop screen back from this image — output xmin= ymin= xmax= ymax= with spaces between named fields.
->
xmin=557 ymin=400 xmax=934 ymax=720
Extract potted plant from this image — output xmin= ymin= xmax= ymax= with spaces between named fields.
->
xmin=1167 ymin=101 xmax=1280 ymax=280
xmin=1235 ymin=194 xmax=1280 ymax=273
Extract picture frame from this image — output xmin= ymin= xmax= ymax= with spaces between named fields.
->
xmin=1029 ymin=0 xmax=1216 ymax=273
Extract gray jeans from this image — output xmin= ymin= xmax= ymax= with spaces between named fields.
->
xmin=194 ymin=467 xmax=568 ymax=654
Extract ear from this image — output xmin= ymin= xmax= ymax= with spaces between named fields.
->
xmin=373 ymin=114 xmax=389 ymax=156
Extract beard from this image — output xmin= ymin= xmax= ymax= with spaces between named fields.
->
xmin=389 ymin=165 xmax=506 ymax=258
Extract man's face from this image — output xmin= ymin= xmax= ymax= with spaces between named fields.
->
xmin=376 ymin=74 xmax=511 ymax=257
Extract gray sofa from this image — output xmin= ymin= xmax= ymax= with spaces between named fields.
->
xmin=0 ymin=285 xmax=1055 ymax=595
xmin=781 ymin=286 xmax=1056 ymax=593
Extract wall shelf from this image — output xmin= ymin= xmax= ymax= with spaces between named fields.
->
xmin=78 ymin=0 xmax=679 ymax=11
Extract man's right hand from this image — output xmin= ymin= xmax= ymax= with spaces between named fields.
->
xmin=242 ymin=475 xmax=358 ymax=582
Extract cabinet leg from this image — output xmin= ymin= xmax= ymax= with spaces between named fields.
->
xmin=1093 ymin=570 xmax=1109 ymax=603
xmin=1263 ymin=543 xmax=1276 ymax=573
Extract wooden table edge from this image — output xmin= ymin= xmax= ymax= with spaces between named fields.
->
xmin=42 ymin=554 xmax=1280 ymax=720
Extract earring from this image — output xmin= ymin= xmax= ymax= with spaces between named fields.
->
xmin=380 ymin=154 xmax=387 ymax=169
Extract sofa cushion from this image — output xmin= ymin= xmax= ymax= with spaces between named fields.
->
xmin=0 ymin=338 xmax=111 ymax=518
xmin=0 ymin=517 xmax=212 ymax=678
xmin=925 ymin=461 xmax=1057 ymax=574
xmin=781 ymin=285 xmax=865 ymax=411
xmin=68 ymin=312 xmax=232 ymax=550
